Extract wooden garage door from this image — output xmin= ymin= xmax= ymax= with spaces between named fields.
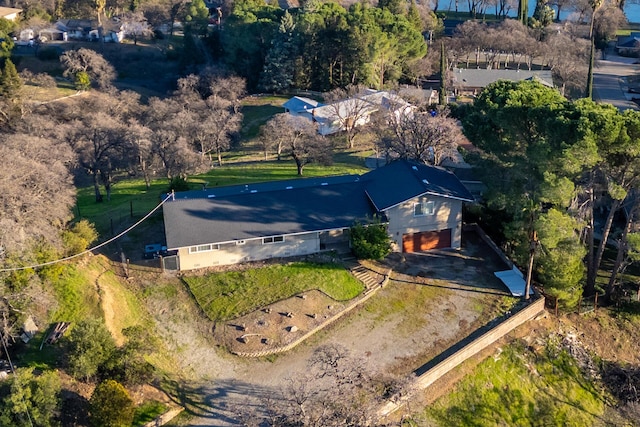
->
xmin=402 ymin=229 xmax=452 ymax=253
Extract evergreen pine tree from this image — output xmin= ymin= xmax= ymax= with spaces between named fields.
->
xmin=407 ymin=0 xmax=423 ymax=33
xmin=0 ymin=59 xmax=22 ymax=101
xmin=258 ymin=11 xmax=297 ymax=93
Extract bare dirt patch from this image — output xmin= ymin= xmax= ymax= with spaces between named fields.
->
xmin=214 ymin=289 xmax=348 ymax=353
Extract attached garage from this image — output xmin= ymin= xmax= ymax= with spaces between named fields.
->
xmin=402 ymin=229 xmax=452 ymax=253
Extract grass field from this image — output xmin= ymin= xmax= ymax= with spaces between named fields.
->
xmin=183 ymin=261 xmax=365 ymax=321
xmin=419 ymin=339 xmax=605 ymax=426
xmin=76 ymin=161 xmax=369 ymax=236
xmin=240 ymin=95 xmax=289 ymax=139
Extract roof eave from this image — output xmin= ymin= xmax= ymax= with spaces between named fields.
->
xmin=378 ymin=190 xmax=474 ymax=211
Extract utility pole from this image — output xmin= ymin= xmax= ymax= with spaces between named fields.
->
xmin=524 ymin=230 xmax=538 ymax=300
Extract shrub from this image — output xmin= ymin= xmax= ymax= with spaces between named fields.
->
xmin=65 ymin=319 xmax=116 ymax=381
xmin=62 ymin=219 xmax=98 ymax=256
xmin=350 ymin=217 xmax=392 ymax=260
xmin=74 ymin=71 xmax=90 ymax=91
xmin=89 ymin=380 xmax=134 ymax=427
xmin=169 ymin=176 xmax=190 ymax=192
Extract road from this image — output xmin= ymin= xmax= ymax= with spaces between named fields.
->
xmin=593 ymin=49 xmax=639 ymax=111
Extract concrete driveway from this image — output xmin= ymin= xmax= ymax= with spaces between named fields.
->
xmin=593 ymin=49 xmax=639 ymax=111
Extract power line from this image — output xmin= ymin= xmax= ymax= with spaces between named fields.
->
xmin=1 ymin=330 xmax=34 ymax=427
xmin=0 ymin=194 xmax=173 ymax=273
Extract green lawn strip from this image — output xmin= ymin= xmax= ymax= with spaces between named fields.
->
xmin=422 ymin=341 xmax=605 ymax=426
xmin=183 ymin=262 xmax=364 ymax=321
xmin=76 ymin=162 xmax=368 ymax=236
xmin=132 ymin=401 xmax=168 ymax=426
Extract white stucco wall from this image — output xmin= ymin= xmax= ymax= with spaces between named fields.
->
xmin=385 ymin=196 xmax=463 ymax=250
xmin=177 ymin=232 xmax=321 ymax=270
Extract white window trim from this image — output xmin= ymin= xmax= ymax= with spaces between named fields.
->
xmin=262 ymin=236 xmax=285 ymax=244
xmin=189 ymin=244 xmax=220 ymax=253
xmin=414 ymin=201 xmax=435 ymax=217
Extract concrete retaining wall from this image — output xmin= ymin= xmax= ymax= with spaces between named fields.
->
xmin=378 ymin=296 xmax=545 ymax=418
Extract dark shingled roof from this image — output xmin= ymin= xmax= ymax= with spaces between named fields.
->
xmin=363 ymin=160 xmax=474 ymax=211
xmin=163 ymin=160 xmax=474 ymax=249
xmin=164 ymin=175 xmax=374 ymax=249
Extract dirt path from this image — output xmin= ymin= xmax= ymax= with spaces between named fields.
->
xmin=98 ymin=279 xmax=125 ymax=346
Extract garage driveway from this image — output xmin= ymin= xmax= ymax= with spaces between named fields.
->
xmin=594 ymin=49 xmax=639 ymax=111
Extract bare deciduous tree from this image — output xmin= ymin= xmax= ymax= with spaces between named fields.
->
xmin=324 ymin=84 xmax=377 ymax=149
xmin=0 ymin=132 xmax=75 ymax=255
xmin=263 ymin=113 xmax=333 ymax=176
xmin=60 ymin=48 xmax=116 ymax=90
xmin=231 ymin=344 xmax=408 ymax=426
xmin=544 ymin=31 xmax=589 ymax=97
xmin=144 ymin=97 xmax=202 ymax=181
xmin=121 ymin=11 xmax=154 ymax=45
xmin=378 ymin=109 xmax=464 ymax=166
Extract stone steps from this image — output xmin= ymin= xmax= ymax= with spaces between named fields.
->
xmin=346 ymin=262 xmax=385 ymax=291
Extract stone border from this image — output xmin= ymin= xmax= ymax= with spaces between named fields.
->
xmin=142 ymin=407 xmax=184 ymax=427
xmin=231 ymin=269 xmax=391 ymax=357
xmin=377 ymin=295 xmax=546 ymax=419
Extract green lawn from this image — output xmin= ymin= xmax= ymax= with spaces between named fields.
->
xmin=182 ymin=261 xmax=365 ymax=321
xmin=76 ymin=161 xmax=369 ymax=237
xmin=240 ymin=96 xmax=289 ymax=139
xmin=419 ymin=340 xmax=606 ymax=426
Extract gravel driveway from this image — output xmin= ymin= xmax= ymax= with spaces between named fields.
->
xmin=166 ymin=230 xmax=512 ymax=426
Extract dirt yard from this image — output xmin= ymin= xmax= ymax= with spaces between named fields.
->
xmin=160 ymin=230 xmax=515 ymax=426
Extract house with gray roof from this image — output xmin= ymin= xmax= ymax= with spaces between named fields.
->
xmin=162 ymin=160 xmax=474 ymax=270
xmin=453 ymin=68 xmax=554 ymax=96
xmin=283 ymin=89 xmax=414 ymax=136
xmin=616 ymin=32 xmax=640 ymax=56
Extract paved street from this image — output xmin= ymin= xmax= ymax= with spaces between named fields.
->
xmin=593 ymin=49 xmax=639 ymax=111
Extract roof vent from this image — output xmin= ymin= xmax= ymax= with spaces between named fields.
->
xmin=321 ymin=182 xmax=328 ymax=186
xmin=422 ymin=179 xmax=429 ymax=184
xmin=286 ymin=186 xmax=293 ymax=189
xmin=250 ymin=190 xmax=258 ymax=193
xmin=412 ymin=166 xmax=418 ymax=171
xmin=207 ymin=194 xmax=216 ymax=198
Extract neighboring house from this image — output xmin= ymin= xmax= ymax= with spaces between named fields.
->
xmin=53 ymin=19 xmax=123 ymax=42
xmin=282 ymin=96 xmax=322 ymax=122
xmin=55 ymin=19 xmax=95 ymax=40
xmin=397 ymin=87 xmax=439 ymax=106
xmin=163 ymin=160 xmax=474 ymax=271
xmin=616 ymin=32 xmax=640 ymax=56
xmin=283 ymin=89 xmax=414 ymax=136
xmin=453 ymin=68 xmax=554 ymax=96
xmin=0 ymin=7 xmax=21 ymax=21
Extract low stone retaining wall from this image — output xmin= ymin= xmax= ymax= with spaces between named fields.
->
xmin=142 ymin=407 xmax=184 ymax=427
xmin=378 ymin=295 xmax=546 ymax=419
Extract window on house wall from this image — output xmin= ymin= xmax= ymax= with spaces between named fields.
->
xmin=263 ymin=236 xmax=285 ymax=244
xmin=189 ymin=244 xmax=220 ymax=253
xmin=414 ymin=201 xmax=435 ymax=216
